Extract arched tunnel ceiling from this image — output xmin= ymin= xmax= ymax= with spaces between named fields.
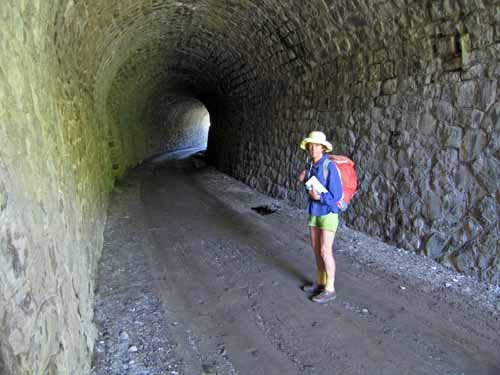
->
xmin=50 ymin=0 xmax=494 ymax=172
xmin=64 ymin=0 xmax=420 ymax=128
xmin=40 ymin=0 xmax=498 ymax=177
xmin=93 ymin=2 xmax=297 ymax=107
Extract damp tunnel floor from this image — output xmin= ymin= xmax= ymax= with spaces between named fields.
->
xmin=92 ymin=156 xmax=500 ymax=375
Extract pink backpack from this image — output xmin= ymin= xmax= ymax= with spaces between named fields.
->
xmin=323 ymin=155 xmax=358 ymax=211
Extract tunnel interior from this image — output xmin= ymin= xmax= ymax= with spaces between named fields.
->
xmin=143 ymin=95 xmax=211 ymax=161
xmin=0 ymin=0 xmax=498 ymax=373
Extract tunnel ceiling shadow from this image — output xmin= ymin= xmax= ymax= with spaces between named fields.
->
xmin=79 ymin=0 xmax=408 ymax=173
xmin=55 ymin=0 xmax=460 ymax=174
xmin=81 ymin=1 xmax=316 ymax=172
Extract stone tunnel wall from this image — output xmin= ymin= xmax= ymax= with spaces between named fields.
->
xmin=320 ymin=3 xmax=499 ymax=282
xmin=0 ymin=2 xmax=114 ymax=374
xmin=209 ymin=1 xmax=499 ymax=283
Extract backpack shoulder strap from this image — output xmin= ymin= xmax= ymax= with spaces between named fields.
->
xmin=322 ymin=157 xmax=331 ymax=181
xmin=306 ymin=160 xmax=313 ymax=180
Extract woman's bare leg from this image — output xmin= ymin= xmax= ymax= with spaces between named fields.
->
xmin=319 ymin=229 xmax=336 ymax=291
xmin=309 ymin=227 xmax=325 ymax=284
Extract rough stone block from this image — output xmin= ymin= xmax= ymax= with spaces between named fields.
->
xmin=456 ymin=80 xmax=477 ymax=108
xmin=460 ymin=129 xmax=487 ymax=161
xmin=444 ymin=190 xmax=467 ymax=223
xmin=472 ymin=155 xmax=500 ymax=190
xmin=381 ymin=78 xmax=398 ymax=95
xmin=454 ymin=250 xmax=476 ymax=273
xmin=419 ymin=112 xmax=438 ymax=135
xmin=471 ymin=109 xmax=485 ymax=129
xmin=462 ymin=63 xmax=485 ymax=80
xmin=423 ymin=232 xmax=449 ymax=259
xmin=443 ymin=57 xmax=462 ymax=71
xmin=381 ymin=61 xmax=395 ymax=79
xmin=477 ymin=79 xmax=497 ymax=111
xmin=433 ymin=100 xmax=454 ymax=123
xmin=444 ymin=126 xmax=463 ymax=148
xmin=422 ymin=189 xmax=443 ymax=221
xmin=478 ymin=195 xmax=497 ymax=225
xmin=369 ymin=63 xmax=382 ymax=81
xmin=436 ymin=36 xmax=459 ymax=58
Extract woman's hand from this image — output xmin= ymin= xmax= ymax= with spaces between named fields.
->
xmin=308 ymin=187 xmax=321 ymax=201
xmin=298 ymin=169 xmax=306 ymax=182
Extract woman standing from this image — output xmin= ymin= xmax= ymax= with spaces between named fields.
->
xmin=299 ymin=131 xmax=342 ymax=304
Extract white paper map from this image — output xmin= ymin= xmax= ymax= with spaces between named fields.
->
xmin=305 ymin=176 xmax=328 ymax=193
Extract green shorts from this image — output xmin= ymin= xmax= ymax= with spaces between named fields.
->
xmin=308 ymin=213 xmax=339 ymax=232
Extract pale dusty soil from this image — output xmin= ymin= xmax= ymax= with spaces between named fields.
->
xmin=92 ymin=155 xmax=500 ymax=375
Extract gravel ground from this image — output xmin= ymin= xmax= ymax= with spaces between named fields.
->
xmin=194 ymin=158 xmax=500 ymax=318
xmin=91 ymin=155 xmax=499 ymax=375
xmin=91 ymin=175 xmax=183 ymax=375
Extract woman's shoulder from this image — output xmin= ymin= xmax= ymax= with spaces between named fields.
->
xmin=325 ymin=157 xmax=335 ymax=169
xmin=325 ymin=158 xmax=341 ymax=176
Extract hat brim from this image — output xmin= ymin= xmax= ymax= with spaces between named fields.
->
xmin=300 ymin=138 xmax=333 ymax=153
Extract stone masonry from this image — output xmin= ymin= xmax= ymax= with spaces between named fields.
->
xmin=0 ymin=0 xmax=498 ymax=374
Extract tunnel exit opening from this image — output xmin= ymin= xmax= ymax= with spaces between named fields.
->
xmin=198 ymin=110 xmax=211 ymax=151
xmin=147 ymin=98 xmax=211 ymax=162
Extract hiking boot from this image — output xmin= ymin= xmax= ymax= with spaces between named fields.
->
xmin=302 ymin=283 xmax=323 ymax=294
xmin=312 ymin=289 xmax=336 ymax=304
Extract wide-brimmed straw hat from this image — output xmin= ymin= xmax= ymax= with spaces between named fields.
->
xmin=299 ymin=131 xmax=333 ymax=152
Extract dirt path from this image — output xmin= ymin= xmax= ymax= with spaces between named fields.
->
xmin=92 ymin=158 xmax=500 ymax=375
